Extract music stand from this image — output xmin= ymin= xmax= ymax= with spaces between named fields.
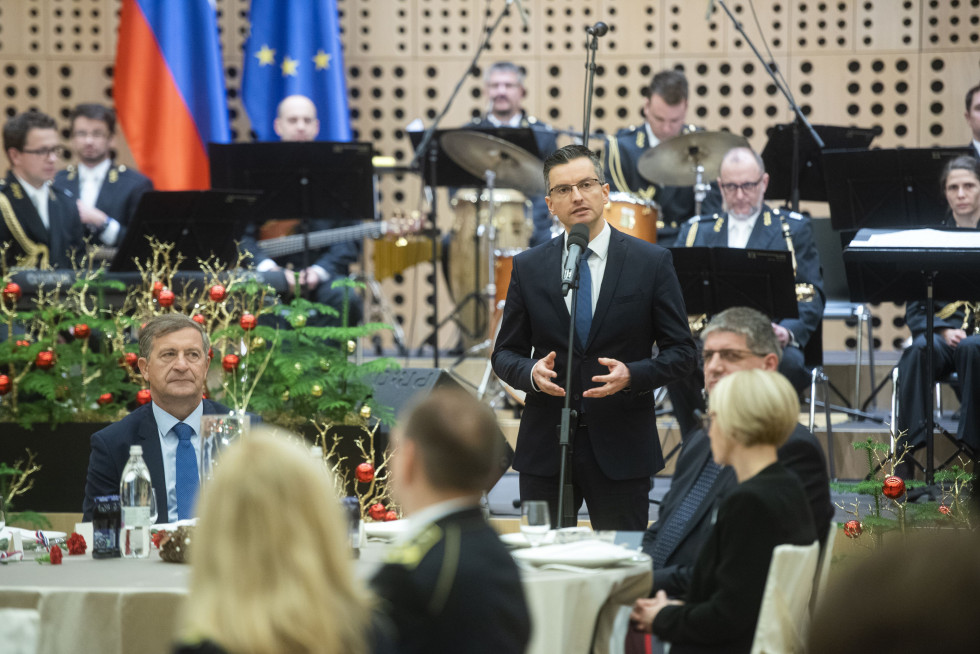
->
xmin=407 ymin=126 xmax=543 ymax=189
xmin=824 ymin=147 xmax=973 ymax=231
xmin=762 ymin=123 xmax=878 ymax=202
xmin=109 ymin=190 xmax=260 ymax=272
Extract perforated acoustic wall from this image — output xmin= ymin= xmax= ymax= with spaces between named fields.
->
xmin=1 ymin=0 xmax=978 ymax=352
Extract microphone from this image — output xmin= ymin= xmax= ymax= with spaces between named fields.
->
xmin=509 ymin=0 xmax=529 ymax=30
xmin=561 ymin=223 xmax=590 ymax=296
xmin=585 ymin=21 xmax=608 ymax=37
xmin=706 ymin=0 xmax=716 ymax=20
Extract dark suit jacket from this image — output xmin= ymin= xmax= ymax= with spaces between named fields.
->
xmin=492 ymin=227 xmax=697 ymax=479
xmin=600 ymin=125 xmax=723 ymax=235
xmin=641 ymin=423 xmax=832 ymax=596
xmin=82 ymin=399 xmax=231 ymax=522
xmin=675 ymin=204 xmax=826 ymax=348
xmin=0 ymin=171 xmax=84 ymax=269
xmin=370 ymin=507 xmax=530 ymax=654
xmin=55 ymin=162 xmax=153 ymax=246
xmin=651 ymin=462 xmax=817 ymax=654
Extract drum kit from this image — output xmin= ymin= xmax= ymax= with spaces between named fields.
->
xmin=439 ymin=128 xmax=747 ymax=405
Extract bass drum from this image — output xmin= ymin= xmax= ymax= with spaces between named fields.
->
xmin=603 ymin=192 xmax=658 ymax=243
xmin=448 ymin=188 xmax=532 ymax=344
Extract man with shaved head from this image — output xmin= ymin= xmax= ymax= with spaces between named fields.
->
xmin=273 ymin=95 xmax=320 ymax=143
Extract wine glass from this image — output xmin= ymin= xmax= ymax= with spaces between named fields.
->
xmin=148 ymin=489 xmax=158 ymax=525
xmin=520 ymin=500 xmax=551 ymax=547
xmin=199 ymin=412 xmax=251 ymax=485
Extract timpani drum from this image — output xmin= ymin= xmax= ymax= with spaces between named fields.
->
xmin=603 ymin=192 xmax=658 ymax=243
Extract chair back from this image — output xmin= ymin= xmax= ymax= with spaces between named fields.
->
xmin=811 ymin=522 xmax=837 ymax=613
xmin=750 ymin=540 xmax=820 ymax=654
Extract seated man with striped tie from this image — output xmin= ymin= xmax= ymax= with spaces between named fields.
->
xmin=83 ymin=314 xmax=232 ymax=522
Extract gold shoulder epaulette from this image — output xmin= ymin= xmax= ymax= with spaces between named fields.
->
xmin=713 ymin=215 xmax=724 ymax=232
xmin=384 ymin=523 xmax=443 ymax=569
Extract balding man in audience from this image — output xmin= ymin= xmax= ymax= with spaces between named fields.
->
xmin=370 ymin=388 xmax=530 ymax=654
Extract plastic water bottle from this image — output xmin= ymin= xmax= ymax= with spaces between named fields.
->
xmin=119 ymin=445 xmax=153 ymax=558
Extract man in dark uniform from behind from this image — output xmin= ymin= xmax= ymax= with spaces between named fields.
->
xmin=965 ymin=82 xmax=980 ymax=158
xmin=370 ymin=388 xmax=530 ymax=654
xmin=1 ymin=111 xmax=84 ymax=269
xmin=602 ymin=69 xmax=722 ymax=246
xmin=55 ymin=103 xmax=153 ymax=248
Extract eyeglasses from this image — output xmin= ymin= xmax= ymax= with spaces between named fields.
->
xmin=549 ymin=177 xmax=602 ymax=199
xmin=20 ymin=145 xmax=67 ymax=159
xmin=719 ymin=176 xmax=763 ymax=194
xmin=702 ymin=348 xmax=766 ymax=363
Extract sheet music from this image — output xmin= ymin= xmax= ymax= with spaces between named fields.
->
xmin=849 ymin=228 xmax=980 ymax=249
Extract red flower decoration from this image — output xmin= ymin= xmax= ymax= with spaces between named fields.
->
xmin=882 ymin=475 xmax=906 ymax=500
xmin=97 ymin=393 xmax=113 ymax=406
xmin=74 ymin=323 xmax=91 ymax=339
xmin=222 ymin=354 xmax=240 ymax=372
xmin=939 ymin=504 xmax=952 ymax=516
xmin=192 ymin=314 xmax=206 ymax=325
xmin=151 ymin=530 xmax=169 ymax=549
xmin=368 ymin=503 xmax=387 ymax=521
xmin=66 ymin=532 xmax=87 ymax=555
xmin=2 ymin=282 xmax=22 ymax=303
xmin=35 ymin=350 xmax=56 ymax=370
xmin=843 ymin=520 xmax=862 ymax=539
xmin=49 ymin=545 xmax=63 ymax=564
xmin=0 ymin=374 xmax=11 ymax=395
xmin=355 ymin=462 xmax=375 ymax=483
xmin=239 ymin=313 xmax=257 ymax=330
xmin=209 ymin=284 xmax=226 ymax=302
xmin=151 ymin=280 xmax=163 ymax=299
xmin=384 ymin=510 xmax=399 ymax=522
xmin=15 ymin=339 xmax=30 ymax=349
xmin=157 ymin=289 xmax=175 ymax=307
xmin=137 ymin=389 xmax=152 ymax=405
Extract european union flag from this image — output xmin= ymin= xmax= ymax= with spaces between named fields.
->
xmin=242 ymin=0 xmax=352 ymax=141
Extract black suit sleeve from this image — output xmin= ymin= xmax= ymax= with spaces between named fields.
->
xmin=905 ymin=300 xmax=959 ymax=338
xmin=491 ymin=253 xmax=537 ymax=393
xmin=82 ymin=430 xmax=119 ymax=521
xmin=778 ymin=434 xmax=832 ymax=546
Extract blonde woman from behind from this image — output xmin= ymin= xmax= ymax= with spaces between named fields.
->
xmin=174 ymin=431 xmax=378 ymax=654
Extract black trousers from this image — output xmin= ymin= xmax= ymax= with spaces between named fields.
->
xmin=519 ymin=424 xmax=651 ymax=531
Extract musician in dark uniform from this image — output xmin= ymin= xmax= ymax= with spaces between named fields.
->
xmin=894 ymin=156 xmax=980 ymax=475
xmin=966 ymin=83 xmax=980 ymax=158
xmin=1 ymin=111 xmax=84 ymax=269
xmin=55 ymin=103 xmax=153 ymax=248
xmin=670 ymin=147 xmax=825 ymax=435
xmin=370 ymin=388 xmax=530 ymax=654
xmin=602 ymin=69 xmax=723 ymax=246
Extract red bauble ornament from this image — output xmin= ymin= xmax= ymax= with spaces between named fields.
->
xmin=843 ymin=520 xmax=863 ymax=539
xmin=15 ymin=339 xmax=29 ymax=349
xmin=123 ymin=352 xmax=139 ymax=368
xmin=355 ymin=462 xmax=375 ymax=483
xmin=368 ymin=503 xmax=387 ymax=521
xmin=192 ymin=314 xmax=206 ymax=325
xmin=239 ymin=313 xmax=257 ymax=330
xmin=222 ymin=354 xmax=240 ymax=372
xmin=209 ymin=284 xmax=227 ymax=302
xmin=0 ymin=374 xmax=11 ymax=395
xmin=35 ymin=350 xmax=56 ymax=370
xmin=151 ymin=281 xmax=163 ymax=299
xmin=882 ymin=475 xmax=906 ymax=499
xmin=157 ymin=289 xmax=175 ymax=307
xmin=2 ymin=282 xmax=22 ymax=303
xmin=97 ymin=393 xmax=113 ymax=406
xmin=74 ymin=323 xmax=91 ymax=339
xmin=136 ymin=389 xmax=152 ymax=405
xmin=384 ymin=510 xmax=399 ymax=522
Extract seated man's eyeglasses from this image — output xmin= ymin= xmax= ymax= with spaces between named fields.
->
xmin=719 ymin=177 xmax=763 ymax=194
xmin=21 ymin=146 xmax=67 ymax=159
xmin=549 ymin=178 xmax=602 ymax=199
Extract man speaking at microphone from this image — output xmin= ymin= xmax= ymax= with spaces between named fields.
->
xmin=492 ymin=144 xmax=697 ymax=530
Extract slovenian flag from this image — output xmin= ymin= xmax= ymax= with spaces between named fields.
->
xmin=241 ymin=0 xmax=352 ymax=142
xmin=113 ymin=0 xmax=231 ymax=190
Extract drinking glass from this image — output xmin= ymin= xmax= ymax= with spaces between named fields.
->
xmin=520 ymin=500 xmax=551 ymax=547
xmin=199 ymin=412 xmax=251 ymax=484
xmin=148 ymin=489 xmax=158 ymax=525
xmin=0 ymin=495 xmax=5 ymax=532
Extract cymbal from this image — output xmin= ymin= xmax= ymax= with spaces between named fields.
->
xmin=637 ymin=131 xmax=749 ymax=187
xmin=441 ymin=130 xmax=546 ymax=196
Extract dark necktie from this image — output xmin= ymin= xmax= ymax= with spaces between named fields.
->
xmin=575 ymin=248 xmax=594 ymax=348
xmin=650 ymin=458 xmax=721 ymax=568
xmin=173 ymin=422 xmax=199 ymax=520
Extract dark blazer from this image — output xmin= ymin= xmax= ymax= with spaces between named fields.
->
xmin=492 ymin=227 xmax=698 ymax=479
xmin=600 ymin=125 xmax=723 ymax=239
xmin=651 ymin=462 xmax=817 ymax=654
xmin=370 ymin=506 xmax=530 ymax=654
xmin=82 ymin=399 xmax=231 ymax=522
xmin=642 ymin=423 xmax=832 ymax=596
xmin=675 ymin=204 xmax=826 ymax=348
xmin=0 ymin=171 xmax=84 ymax=269
xmin=55 ymin=162 xmax=153 ymax=246
xmin=467 ymin=113 xmax=559 ymax=248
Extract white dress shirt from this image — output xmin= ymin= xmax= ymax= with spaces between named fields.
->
xmin=152 ymin=402 xmax=205 ymax=522
xmin=14 ymin=175 xmax=50 ymax=230
xmin=486 ymin=112 xmax=523 ymax=128
xmin=727 ymin=209 xmax=761 ymax=249
xmin=77 ymin=158 xmax=110 ymax=207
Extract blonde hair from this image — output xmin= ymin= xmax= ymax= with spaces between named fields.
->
xmin=708 ymin=369 xmax=799 ymax=448
xmin=181 ymin=430 xmax=370 ymax=654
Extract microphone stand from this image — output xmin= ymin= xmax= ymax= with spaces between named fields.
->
xmin=557 ymin=248 xmax=583 ymax=529
xmin=716 ymin=0 xmax=823 ymax=213
xmin=581 ymin=29 xmax=602 ymax=147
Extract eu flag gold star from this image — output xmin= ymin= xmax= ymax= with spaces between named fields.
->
xmin=255 ymin=45 xmax=275 ymax=66
xmin=281 ymin=56 xmax=299 ymax=76
xmin=313 ymin=49 xmax=331 ymax=70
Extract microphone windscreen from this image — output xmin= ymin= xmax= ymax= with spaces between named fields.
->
xmin=567 ymin=223 xmax=590 ymax=249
